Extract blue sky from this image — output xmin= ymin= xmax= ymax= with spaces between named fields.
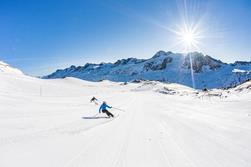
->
xmin=0 ymin=0 xmax=251 ymax=76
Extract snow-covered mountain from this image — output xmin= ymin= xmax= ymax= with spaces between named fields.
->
xmin=0 ymin=61 xmax=23 ymax=75
xmin=44 ymin=51 xmax=251 ymax=89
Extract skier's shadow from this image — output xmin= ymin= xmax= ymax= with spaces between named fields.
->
xmin=82 ymin=116 xmax=110 ymax=119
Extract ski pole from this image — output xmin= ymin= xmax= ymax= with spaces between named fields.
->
xmin=112 ymin=107 xmax=125 ymax=112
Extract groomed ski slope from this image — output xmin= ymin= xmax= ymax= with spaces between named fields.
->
xmin=1 ymin=72 xmax=251 ymax=167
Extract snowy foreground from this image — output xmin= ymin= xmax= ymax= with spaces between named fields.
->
xmin=1 ymin=72 xmax=251 ymax=167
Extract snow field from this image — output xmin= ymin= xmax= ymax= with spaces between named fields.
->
xmin=1 ymin=72 xmax=251 ymax=167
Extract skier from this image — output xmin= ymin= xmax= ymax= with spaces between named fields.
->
xmin=99 ymin=101 xmax=114 ymax=118
xmin=90 ymin=96 xmax=98 ymax=105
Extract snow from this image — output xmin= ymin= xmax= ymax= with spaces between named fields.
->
xmin=44 ymin=51 xmax=251 ymax=89
xmin=233 ymin=68 xmax=251 ymax=74
xmin=0 ymin=61 xmax=23 ymax=75
xmin=1 ymin=69 xmax=251 ymax=167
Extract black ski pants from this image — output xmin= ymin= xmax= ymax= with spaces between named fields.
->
xmin=102 ymin=109 xmax=114 ymax=117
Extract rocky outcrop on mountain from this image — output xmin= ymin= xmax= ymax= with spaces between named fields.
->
xmin=182 ymin=53 xmax=223 ymax=73
xmin=44 ymin=51 xmax=251 ymax=89
xmin=144 ymin=57 xmax=173 ymax=71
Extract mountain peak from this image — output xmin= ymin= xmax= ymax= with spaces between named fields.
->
xmin=182 ymin=53 xmax=224 ymax=72
xmin=152 ymin=50 xmax=173 ymax=59
xmin=43 ymin=51 xmax=251 ymax=89
xmin=0 ymin=61 xmax=23 ymax=75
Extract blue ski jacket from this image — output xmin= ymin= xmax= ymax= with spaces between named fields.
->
xmin=99 ymin=103 xmax=112 ymax=112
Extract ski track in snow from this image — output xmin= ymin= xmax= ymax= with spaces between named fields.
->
xmin=1 ymin=74 xmax=251 ymax=167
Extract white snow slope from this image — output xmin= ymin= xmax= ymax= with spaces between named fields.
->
xmin=0 ymin=61 xmax=23 ymax=75
xmin=1 ymin=68 xmax=251 ymax=167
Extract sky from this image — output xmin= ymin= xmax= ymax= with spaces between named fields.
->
xmin=0 ymin=0 xmax=251 ymax=76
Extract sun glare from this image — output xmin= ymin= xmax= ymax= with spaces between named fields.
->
xmin=168 ymin=21 xmax=204 ymax=52
xmin=167 ymin=22 xmax=205 ymax=89
xmin=183 ymin=31 xmax=195 ymax=45
xmin=176 ymin=23 xmax=202 ymax=52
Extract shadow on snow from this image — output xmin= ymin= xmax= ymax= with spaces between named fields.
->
xmin=82 ymin=116 xmax=110 ymax=119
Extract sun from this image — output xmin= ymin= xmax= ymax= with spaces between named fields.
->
xmin=177 ymin=24 xmax=201 ymax=51
xmin=168 ymin=22 xmax=204 ymax=52
xmin=182 ymin=31 xmax=195 ymax=45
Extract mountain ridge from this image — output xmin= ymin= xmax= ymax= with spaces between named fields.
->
xmin=43 ymin=51 xmax=251 ymax=89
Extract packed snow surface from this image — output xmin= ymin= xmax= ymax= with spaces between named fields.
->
xmin=1 ymin=71 xmax=251 ymax=167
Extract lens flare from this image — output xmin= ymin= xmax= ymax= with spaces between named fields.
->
xmin=183 ymin=32 xmax=194 ymax=44
xmin=169 ymin=22 xmax=204 ymax=52
xmin=166 ymin=22 xmax=205 ymax=89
